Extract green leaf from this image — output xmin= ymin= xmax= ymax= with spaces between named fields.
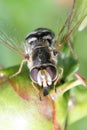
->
xmin=68 ymin=86 xmax=87 ymax=125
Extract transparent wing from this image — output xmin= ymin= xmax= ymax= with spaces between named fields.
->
xmin=0 ymin=23 xmax=25 ymax=58
xmin=55 ymin=0 xmax=87 ymax=53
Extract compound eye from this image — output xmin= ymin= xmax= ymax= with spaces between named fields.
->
xmin=30 ymin=68 xmax=39 ymax=83
xmin=46 ymin=65 xmax=57 ymax=81
xmin=30 ymin=65 xmax=58 ymax=83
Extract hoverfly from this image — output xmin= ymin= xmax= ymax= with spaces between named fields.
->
xmin=0 ymin=0 xmax=87 ymax=97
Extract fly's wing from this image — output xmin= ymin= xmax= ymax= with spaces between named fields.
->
xmin=0 ymin=23 xmax=25 ymax=58
xmin=55 ymin=0 xmax=87 ymax=52
xmin=55 ymin=0 xmax=87 ymax=78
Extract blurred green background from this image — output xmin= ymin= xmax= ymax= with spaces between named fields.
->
xmin=0 ymin=0 xmax=87 ymax=130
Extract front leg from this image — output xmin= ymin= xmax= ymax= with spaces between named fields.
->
xmin=54 ymin=66 xmax=63 ymax=92
xmin=9 ymin=59 xmax=28 ymax=79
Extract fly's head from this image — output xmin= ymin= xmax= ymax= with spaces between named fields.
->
xmin=30 ymin=65 xmax=58 ymax=96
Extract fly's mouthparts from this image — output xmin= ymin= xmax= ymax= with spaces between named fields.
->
xmin=37 ymin=69 xmax=52 ymax=88
xmin=30 ymin=65 xmax=58 ymax=90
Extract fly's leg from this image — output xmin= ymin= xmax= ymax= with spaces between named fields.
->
xmin=54 ymin=66 xmax=63 ymax=92
xmin=57 ymin=0 xmax=79 ymax=61
xmin=9 ymin=59 xmax=28 ymax=79
xmin=56 ymin=0 xmax=76 ymax=55
xmin=58 ymin=0 xmax=75 ymax=37
xmin=0 ymin=59 xmax=28 ymax=86
xmin=32 ymin=82 xmax=42 ymax=100
xmin=67 ymin=0 xmax=79 ymax=61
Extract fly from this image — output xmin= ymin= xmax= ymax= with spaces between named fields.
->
xmin=9 ymin=28 xmax=63 ymax=96
xmin=25 ymin=28 xmax=63 ymax=96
